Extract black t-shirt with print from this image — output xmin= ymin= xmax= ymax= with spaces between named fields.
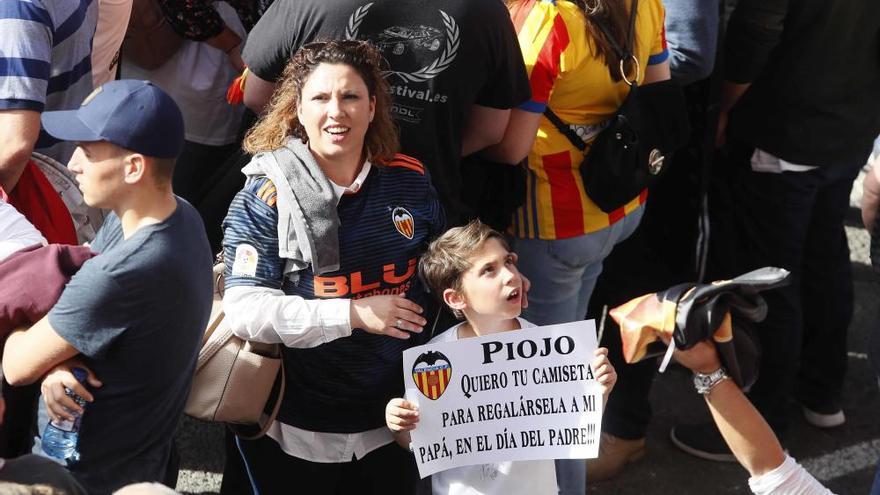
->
xmin=243 ymin=0 xmax=531 ymax=224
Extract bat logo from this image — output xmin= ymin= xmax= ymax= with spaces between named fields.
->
xmin=412 ymin=351 xmax=452 ymax=400
xmin=392 ymin=207 xmax=415 ymax=240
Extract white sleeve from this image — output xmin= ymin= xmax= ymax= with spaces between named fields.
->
xmin=0 ymin=200 xmax=46 ymax=262
xmin=748 ymin=455 xmax=835 ymax=495
xmin=223 ymin=285 xmax=352 ymax=348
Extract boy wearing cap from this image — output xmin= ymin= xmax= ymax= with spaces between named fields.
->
xmin=1 ymin=80 xmax=213 ymax=495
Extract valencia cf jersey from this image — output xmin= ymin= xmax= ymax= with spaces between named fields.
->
xmin=223 ymin=154 xmax=445 ymax=432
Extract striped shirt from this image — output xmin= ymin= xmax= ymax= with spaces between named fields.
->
xmin=509 ymin=0 xmax=668 ymax=240
xmin=0 ymin=0 xmax=98 ymax=163
xmin=223 ymin=154 xmax=445 ymax=439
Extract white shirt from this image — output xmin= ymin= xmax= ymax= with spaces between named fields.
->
xmin=328 ymin=161 xmax=371 ymax=199
xmin=748 ymin=455 xmax=834 ymax=495
xmin=429 ymin=318 xmax=559 ymax=495
xmin=226 ymin=162 xmax=392 ymax=462
xmin=121 ymin=2 xmax=245 ymax=146
xmin=751 ymin=149 xmax=818 ymax=173
xmin=0 ymin=199 xmax=46 ymax=262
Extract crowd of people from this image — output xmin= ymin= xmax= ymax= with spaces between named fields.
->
xmin=0 ymin=0 xmax=878 ymax=494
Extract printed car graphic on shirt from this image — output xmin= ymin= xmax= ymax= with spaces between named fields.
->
xmin=375 ymin=25 xmax=443 ymax=56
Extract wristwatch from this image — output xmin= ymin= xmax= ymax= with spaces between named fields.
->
xmin=693 ymin=367 xmax=729 ymax=395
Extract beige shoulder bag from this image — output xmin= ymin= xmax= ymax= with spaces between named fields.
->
xmin=185 ymin=260 xmax=285 ymax=439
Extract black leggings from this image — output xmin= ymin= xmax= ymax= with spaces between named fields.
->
xmin=234 ymin=434 xmax=418 ymax=495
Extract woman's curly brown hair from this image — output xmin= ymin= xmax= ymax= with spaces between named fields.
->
xmin=243 ymin=39 xmax=399 ymax=162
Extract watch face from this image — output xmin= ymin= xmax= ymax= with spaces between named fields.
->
xmin=694 ymin=369 xmax=726 ymax=394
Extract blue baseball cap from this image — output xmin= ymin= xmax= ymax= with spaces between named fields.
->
xmin=41 ymin=80 xmax=185 ymax=159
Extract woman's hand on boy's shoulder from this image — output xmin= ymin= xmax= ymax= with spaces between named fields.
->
xmin=385 ymin=398 xmax=420 ymax=433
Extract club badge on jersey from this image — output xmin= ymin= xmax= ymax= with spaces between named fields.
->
xmin=392 ymin=206 xmax=415 ymax=239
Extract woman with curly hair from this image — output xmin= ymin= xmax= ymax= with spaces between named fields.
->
xmin=221 ymin=40 xmax=444 ymax=494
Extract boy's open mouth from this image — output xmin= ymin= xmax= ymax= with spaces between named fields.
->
xmin=507 ymin=288 xmax=520 ymax=301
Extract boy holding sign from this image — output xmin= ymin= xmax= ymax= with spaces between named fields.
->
xmin=385 ymin=221 xmax=617 ymax=494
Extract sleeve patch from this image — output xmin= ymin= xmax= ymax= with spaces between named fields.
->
xmin=255 ymin=181 xmax=277 ymax=206
xmin=231 ymin=243 xmax=259 ymax=277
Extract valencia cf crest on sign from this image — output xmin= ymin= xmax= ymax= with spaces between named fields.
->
xmin=412 ymin=351 xmax=452 ymax=400
xmin=392 ymin=207 xmax=415 ymax=240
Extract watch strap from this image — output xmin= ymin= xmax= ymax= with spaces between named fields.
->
xmin=693 ymin=367 xmax=729 ymax=395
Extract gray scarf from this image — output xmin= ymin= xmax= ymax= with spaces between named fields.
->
xmin=241 ymin=138 xmax=340 ymax=275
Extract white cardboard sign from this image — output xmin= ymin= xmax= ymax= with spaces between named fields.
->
xmin=402 ymin=320 xmax=603 ymax=478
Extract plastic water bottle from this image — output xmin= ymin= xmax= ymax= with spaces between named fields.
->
xmin=41 ymin=367 xmax=88 ymax=463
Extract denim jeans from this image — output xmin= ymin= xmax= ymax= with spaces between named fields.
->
xmin=510 ymin=206 xmax=644 ymax=495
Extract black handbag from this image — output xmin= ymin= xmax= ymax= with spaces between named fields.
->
xmin=543 ymin=0 xmax=690 ymax=213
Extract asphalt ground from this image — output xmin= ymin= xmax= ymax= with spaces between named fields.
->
xmin=175 ymin=168 xmax=879 ymax=495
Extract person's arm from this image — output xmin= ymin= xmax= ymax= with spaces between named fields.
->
xmin=239 ymin=0 xmax=304 ymax=114
xmin=663 ymin=0 xmax=720 ymax=84
xmin=462 ymin=0 xmax=531 ymax=158
xmin=643 ymin=9 xmax=673 ymax=85
xmin=643 ymin=60 xmax=671 ymax=85
xmin=205 ymin=25 xmax=245 ymax=72
xmin=0 ymin=109 xmax=41 ymax=193
xmin=694 ymin=358 xmax=833 ymax=493
xmin=479 ymin=108 xmax=541 ymax=164
xmin=2 ymin=316 xmax=79 ymax=386
xmin=0 ymin=5 xmax=55 ymax=192
xmin=223 ymin=286 xmax=351 ymax=347
xmin=715 ymin=82 xmax=751 ymax=148
xmin=705 ymin=381 xmax=786 ymax=477
xmin=242 ymin=70 xmax=277 ymax=114
xmin=861 ymin=154 xmax=880 ymax=231
xmin=157 ymin=0 xmax=243 ymax=70
xmin=724 ymin=0 xmax=790 ymax=85
xmin=461 ymin=106 xmax=512 ymax=157
xmin=716 ymin=0 xmax=789 ymax=147
xmin=673 ymin=341 xmax=786 ymax=477
xmin=224 ymin=285 xmax=426 ymax=347
xmin=222 ymin=180 xmax=427 ymax=347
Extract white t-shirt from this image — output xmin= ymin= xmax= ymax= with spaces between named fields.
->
xmin=121 ymin=2 xmax=245 ymax=146
xmin=0 ymin=199 xmax=45 ymax=262
xmin=429 ymin=318 xmax=559 ymax=495
xmin=748 ymin=455 xmax=834 ymax=495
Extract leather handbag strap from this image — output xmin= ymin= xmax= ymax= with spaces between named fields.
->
xmin=591 ymin=0 xmax=639 ymax=86
xmin=196 ymin=310 xmax=230 ymax=370
xmin=545 ymin=0 xmax=640 ymax=150
xmin=230 ymin=358 xmax=286 ymax=440
xmin=543 ymin=108 xmax=588 ymax=152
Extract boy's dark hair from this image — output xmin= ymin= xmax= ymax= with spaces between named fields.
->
xmin=419 ymin=220 xmax=510 ymax=317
